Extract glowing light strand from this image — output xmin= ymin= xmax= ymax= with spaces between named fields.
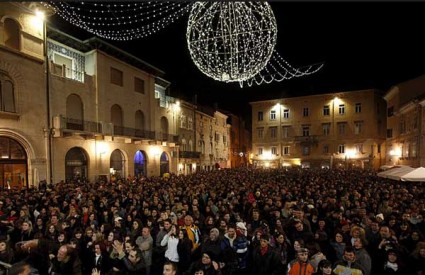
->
xmin=46 ymin=2 xmax=193 ymax=40
xmin=240 ymin=50 xmax=324 ymax=87
xmin=45 ymin=1 xmax=322 ymax=85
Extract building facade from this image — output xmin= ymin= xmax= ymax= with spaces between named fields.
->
xmin=0 ymin=2 xmax=235 ymax=188
xmin=250 ymin=89 xmax=387 ymax=170
xmin=384 ymin=75 xmax=425 ymax=167
xmin=225 ymin=113 xmax=251 ymax=168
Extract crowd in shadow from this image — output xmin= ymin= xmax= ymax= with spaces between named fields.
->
xmin=0 ymin=167 xmax=424 ymax=275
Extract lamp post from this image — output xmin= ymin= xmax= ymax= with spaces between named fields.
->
xmin=35 ymin=9 xmax=54 ymax=184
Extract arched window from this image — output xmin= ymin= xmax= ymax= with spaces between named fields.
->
xmin=4 ymin=18 xmax=20 ymax=50
xmin=0 ymin=72 xmax=16 ymax=113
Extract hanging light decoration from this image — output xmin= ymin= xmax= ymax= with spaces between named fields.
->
xmin=45 ymin=2 xmax=193 ymax=40
xmin=186 ymin=2 xmax=277 ymax=83
xmin=46 ymin=1 xmax=322 ymax=85
xmin=241 ymin=51 xmax=324 ymax=87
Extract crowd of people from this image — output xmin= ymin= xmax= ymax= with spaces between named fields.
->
xmin=0 ymin=167 xmax=424 ymax=275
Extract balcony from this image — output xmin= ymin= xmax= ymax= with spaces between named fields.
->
xmin=114 ymin=126 xmax=155 ymax=139
xmin=180 ymin=151 xmax=201 ymax=159
xmin=50 ymin=62 xmax=84 ymax=83
xmin=53 ymin=115 xmax=176 ymax=142
xmin=294 ymin=135 xmax=319 ymax=146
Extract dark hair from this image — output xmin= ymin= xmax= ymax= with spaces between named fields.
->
xmin=318 ymin=259 xmax=332 ymax=269
xmin=8 ymin=261 xmax=30 ymax=275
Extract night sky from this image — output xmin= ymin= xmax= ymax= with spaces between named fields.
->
xmin=51 ymin=2 xmax=425 ymax=124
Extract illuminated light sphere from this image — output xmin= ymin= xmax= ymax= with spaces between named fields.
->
xmin=186 ymin=2 xmax=277 ymax=83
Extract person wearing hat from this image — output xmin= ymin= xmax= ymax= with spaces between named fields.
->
xmin=251 ymin=234 xmax=281 ymax=275
xmin=287 ymin=248 xmax=315 ymax=275
xmin=381 ymin=249 xmax=407 ymax=274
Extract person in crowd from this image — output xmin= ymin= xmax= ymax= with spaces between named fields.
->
xmin=184 ymin=251 xmax=221 ymax=275
xmin=181 ymin=216 xmax=201 ymax=255
xmin=274 ymin=231 xmax=290 ymax=274
xmin=333 ymin=246 xmax=365 ymax=275
xmin=112 ymin=239 xmax=146 ymax=274
xmin=381 ymin=249 xmax=407 ymax=275
xmin=161 ymin=225 xmax=179 ymax=264
xmin=316 ymin=259 xmax=334 ymax=275
xmin=220 ymin=224 xmax=248 ymax=274
xmin=287 ymin=248 xmax=314 ymax=275
xmin=353 ymin=237 xmax=371 ymax=275
xmin=136 ymin=226 xmax=153 ymax=275
xmin=162 ymin=261 xmax=177 ymax=275
xmin=250 ymin=234 xmax=280 ymax=275
xmin=0 ymin=236 xmax=13 ymax=274
xmin=201 ymin=228 xmax=221 ymax=262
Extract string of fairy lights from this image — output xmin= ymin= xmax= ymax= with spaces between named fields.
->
xmin=45 ymin=1 xmax=322 ymax=85
xmin=241 ymin=51 xmax=324 ymax=87
xmin=46 ymin=2 xmax=193 ymax=40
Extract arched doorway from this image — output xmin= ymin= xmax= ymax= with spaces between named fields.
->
xmin=160 ymin=152 xmax=169 ymax=176
xmin=65 ymin=147 xmax=88 ymax=181
xmin=134 ymin=150 xmax=147 ymax=177
xmin=0 ymin=137 xmax=27 ymax=189
xmin=110 ymin=149 xmax=125 ymax=179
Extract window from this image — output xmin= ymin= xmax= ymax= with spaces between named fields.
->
xmin=284 ymin=146 xmax=290 ymax=155
xmin=258 ymin=148 xmax=263 ymax=155
xmin=270 ymin=110 xmax=276 ymax=120
xmin=223 ymin=135 xmax=226 ymax=144
xmin=338 ymin=122 xmax=346 ymax=135
xmin=413 ymin=114 xmax=418 ymax=130
xmin=188 ymin=116 xmax=193 ymax=130
xmin=354 ymin=121 xmax=363 ymax=135
xmin=180 ymin=115 xmax=187 ymax=128
xmin=258 ymin=111 xmax=263 ymax=121
xmin=403 ymin=143 xmax=409 ymax=158
xmin=355 ymin=144 xmax=363 ymax=154
xmin=302 ymin=126 xmax=310 ymax=137
xmin=339 ymin=104 xmax=345 ymax=115
xmin=387 ymin=128 xmax=393 ymax=138
xmin=302 ymin=146 xmax=310 ymax=156
xmin=378 ymin=144 xmax=381 ymax=154
xmin=134 ymin=77 xmax=145 ymax=94
xmin=4 ymin=18 xmax=20 ymax=50
xmin=323 ymin=144 xmax=329 ymax=154
xmin=412 ymin=142 xmax=417 ymax=157
xmin=400 ymin=118 xmax=406 ymax=134
xmin=387 ymin=106 xmax=394 ymax=117
xmin=355 ymin=103 xmax=362 ymax=113
xmin=0 ymin=73 xmax=16 ymax=113
xmin=282 ymin=126 xmax=290 ymax=138
xmin=257 ymin=128 xmax=264 ymax=139
xmin=283 ymin=109 xmax=289 ymax=118
xmin=271 ymin=147 xmax=277 ymax=155
xmin=338 ymin=144 xmax=345 ymax=154
xmin=323 ymin=105 xmax=330 ymax=116
xmin=110 ymin=67 xmax=123 ymax=86
xmin=215 ymin=133 xmax=220 ymax=142
xmin=303 ymin=107 xmax=309 ymax=117
xmin=270 ymin=127 xmax=277 ymax=139
xmin=322 ymin=123 xmax=330 ymax=136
